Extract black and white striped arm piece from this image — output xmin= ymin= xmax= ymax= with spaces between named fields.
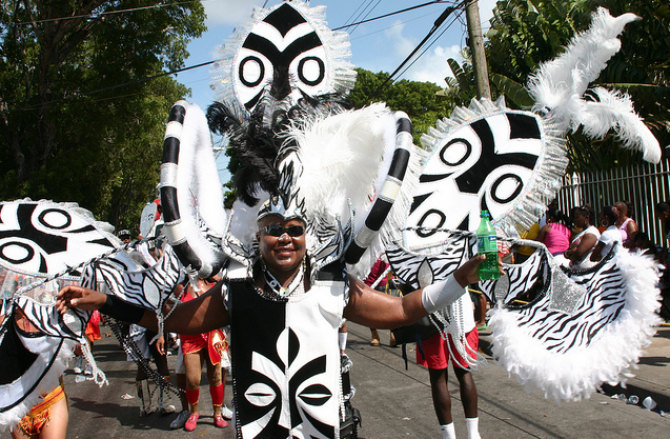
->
xmin=160 ymin=100 xmax=227 ymax=279
xmin=345 ymin=111 xmax=412 ymax=264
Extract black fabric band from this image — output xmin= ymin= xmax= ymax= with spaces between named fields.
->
xmin=100 ymin=295 xmax=145 ymax=324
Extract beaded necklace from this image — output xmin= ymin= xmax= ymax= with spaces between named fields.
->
xmin=261 ymin=257 xmax=305 ymax=298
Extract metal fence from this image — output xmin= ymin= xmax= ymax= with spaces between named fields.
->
xmin=556 ymin=158 xmax=670 ymax=247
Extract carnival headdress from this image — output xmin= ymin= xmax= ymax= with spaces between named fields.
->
xmin=210 ymin=1 xmax=357 ymax=125
xmin=161 ymin=1 xmax=421 ymax=279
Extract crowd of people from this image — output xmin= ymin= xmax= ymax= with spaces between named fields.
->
xmin=518 ymin=200 xmax=669 ymax=268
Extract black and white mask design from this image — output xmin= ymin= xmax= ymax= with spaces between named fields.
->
xmin=403 ymin=101 xmax=567 ymax=251
xmin=0 ymin=201 xmax=116 ymax=275
xmin=235 ymin=3 xmax=329 ymax=114
xmin=211 ymin=1 xmax=356 ymax=124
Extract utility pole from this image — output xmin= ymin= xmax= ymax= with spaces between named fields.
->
xmin=465 ymin=0 xmax=491 ymax=99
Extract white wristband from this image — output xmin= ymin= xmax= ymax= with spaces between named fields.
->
xmin=339 ymin=332 xmax=348 ymax=351
xmin=421 ymin=275 xmax=467 ymax=314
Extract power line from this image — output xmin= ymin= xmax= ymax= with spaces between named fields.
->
xmin=349 ymin=0 xmax=382 ymax=34
xmin=395 ymin=7 xmax=465 ymax=81
xmin=333 ymin=0 xmax=457 ymax=31
xmin=343 ymin=1 xmax=370 ymax=27
xmin=15 ymin=0 xmax=202 ymax=25
xmin=348 ymin=10 xmax=438 ymax=42
xmin=347 ymin=0 xmax=380 ymax=35
xmin=372 ymin=2 xmax=464 ymax=96
xmin=17 ymin=60 xmax=215 ymax=111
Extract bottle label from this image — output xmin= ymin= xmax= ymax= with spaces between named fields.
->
xmin=477 ymin=236 xmax=497 ymax=253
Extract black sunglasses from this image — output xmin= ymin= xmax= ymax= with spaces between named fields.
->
xmin=263 ymin=225 xmax=305 ymax=237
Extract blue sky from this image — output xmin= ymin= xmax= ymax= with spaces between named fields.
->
xmin=175 ymin=0 xmax=497 ymax=180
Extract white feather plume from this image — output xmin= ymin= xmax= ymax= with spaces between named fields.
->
xmin=528 ymin=7 xmax=638 ymax=125
xmin=286 ymin=104 xmax=426 ymax=278
xmin=527 ymin=7 xmax=660 ymax=163
xmin=289 ymin=104 xmax=389 ymax=229
xmin=580 ymin=87 xmax=661 ymax=163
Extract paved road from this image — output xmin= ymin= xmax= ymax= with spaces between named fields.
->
xmin=3 ymin=322 xmax=669 ymax=438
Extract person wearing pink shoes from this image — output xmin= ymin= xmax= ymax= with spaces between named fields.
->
xmin=180 ymin=278 xmax=229 ymax=432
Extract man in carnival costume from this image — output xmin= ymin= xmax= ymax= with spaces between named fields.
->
xmin=56 ymin=199 xmax=487 ymax=439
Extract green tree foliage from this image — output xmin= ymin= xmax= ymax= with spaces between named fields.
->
xmin=348 ymin=68 xmax=454 ymax=144
xmin=486 ymin=0 xmax=593 ymax=88
xmin=483 ymin=0 xmax=670 ymax=171
xmin=0 ymin=0 xmax=206 ymax=229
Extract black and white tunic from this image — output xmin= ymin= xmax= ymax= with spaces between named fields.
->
xmin=223 ymin=259 xmax=347 ymax=439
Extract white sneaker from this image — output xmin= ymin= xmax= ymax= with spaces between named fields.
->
xmin=84 ymin=363 xmax=92 ymax=375
xmin=169 ymin=410 xmax=190 ymax=429
xmin=73 ymin=356 xmax=83 ymax=374
xmin=221 ymin=405 xmax=233 ymax=420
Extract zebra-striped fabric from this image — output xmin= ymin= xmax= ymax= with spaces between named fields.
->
xmin=15 ymin=296 xmax=87 ymax=341
xmin=484 ymin=244 xmax=662 ymax=401
xmin=81 ymin=246 xmax=183 ymax=311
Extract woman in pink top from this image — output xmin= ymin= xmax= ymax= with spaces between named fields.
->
xmin=537 ymin=208 xmax=572 ymax=256
xmin=615 ymin=201 xmax=638 ymax=246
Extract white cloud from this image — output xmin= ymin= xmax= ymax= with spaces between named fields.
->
xmin=405 ymin=44 xmax=463 ymax=86
xmin=381 ymin=20 xmax=463 ymax=86
xmin=478 ymin=0 xmax=498 ymax=31
xmin=384 ymin=21 xmax=416 ymax=60
xmin=202 ymin=0 xmax=264 ymax=26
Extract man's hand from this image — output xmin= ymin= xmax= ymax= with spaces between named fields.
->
xmin=56 ymin=285 xmax=107 ymax=314
xmin=453 ymin=254 xmax=486 ymax=287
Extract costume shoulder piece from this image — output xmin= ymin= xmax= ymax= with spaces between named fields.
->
xmin=0 ymin=199 xmax=119 ymax=431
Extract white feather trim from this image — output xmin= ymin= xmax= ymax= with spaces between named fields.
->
xmin=229 ymin=195 xmax=269 ymax=250
xmin=170 ymin=101 xmax=227 ymax=271
xmin=285 ymin=104 xmax=425 ymax=278
xmin=488 ymin=248 xmax=662 ymax=402
xmin=290 ymin=104 xmax=389 ymax=223
xmin=289 ymin=104 xmax=389 ymax=230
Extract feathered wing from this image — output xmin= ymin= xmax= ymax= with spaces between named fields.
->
xmin=527 ymin=7 xmax=660 ymax=163
xmin=283 ymin=104 xmax=425 ymax=278
xmin=486 ymin=245 xmax=662 ymax=402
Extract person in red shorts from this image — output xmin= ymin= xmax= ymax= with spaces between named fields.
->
xmin=417 ymin=294 xmax=481 ymax=439
xmin=179 ymin=278 xmax=229 ymax=432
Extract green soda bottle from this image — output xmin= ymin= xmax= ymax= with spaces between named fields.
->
xmin=476 ymin=210 xmax=500 ymax=281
